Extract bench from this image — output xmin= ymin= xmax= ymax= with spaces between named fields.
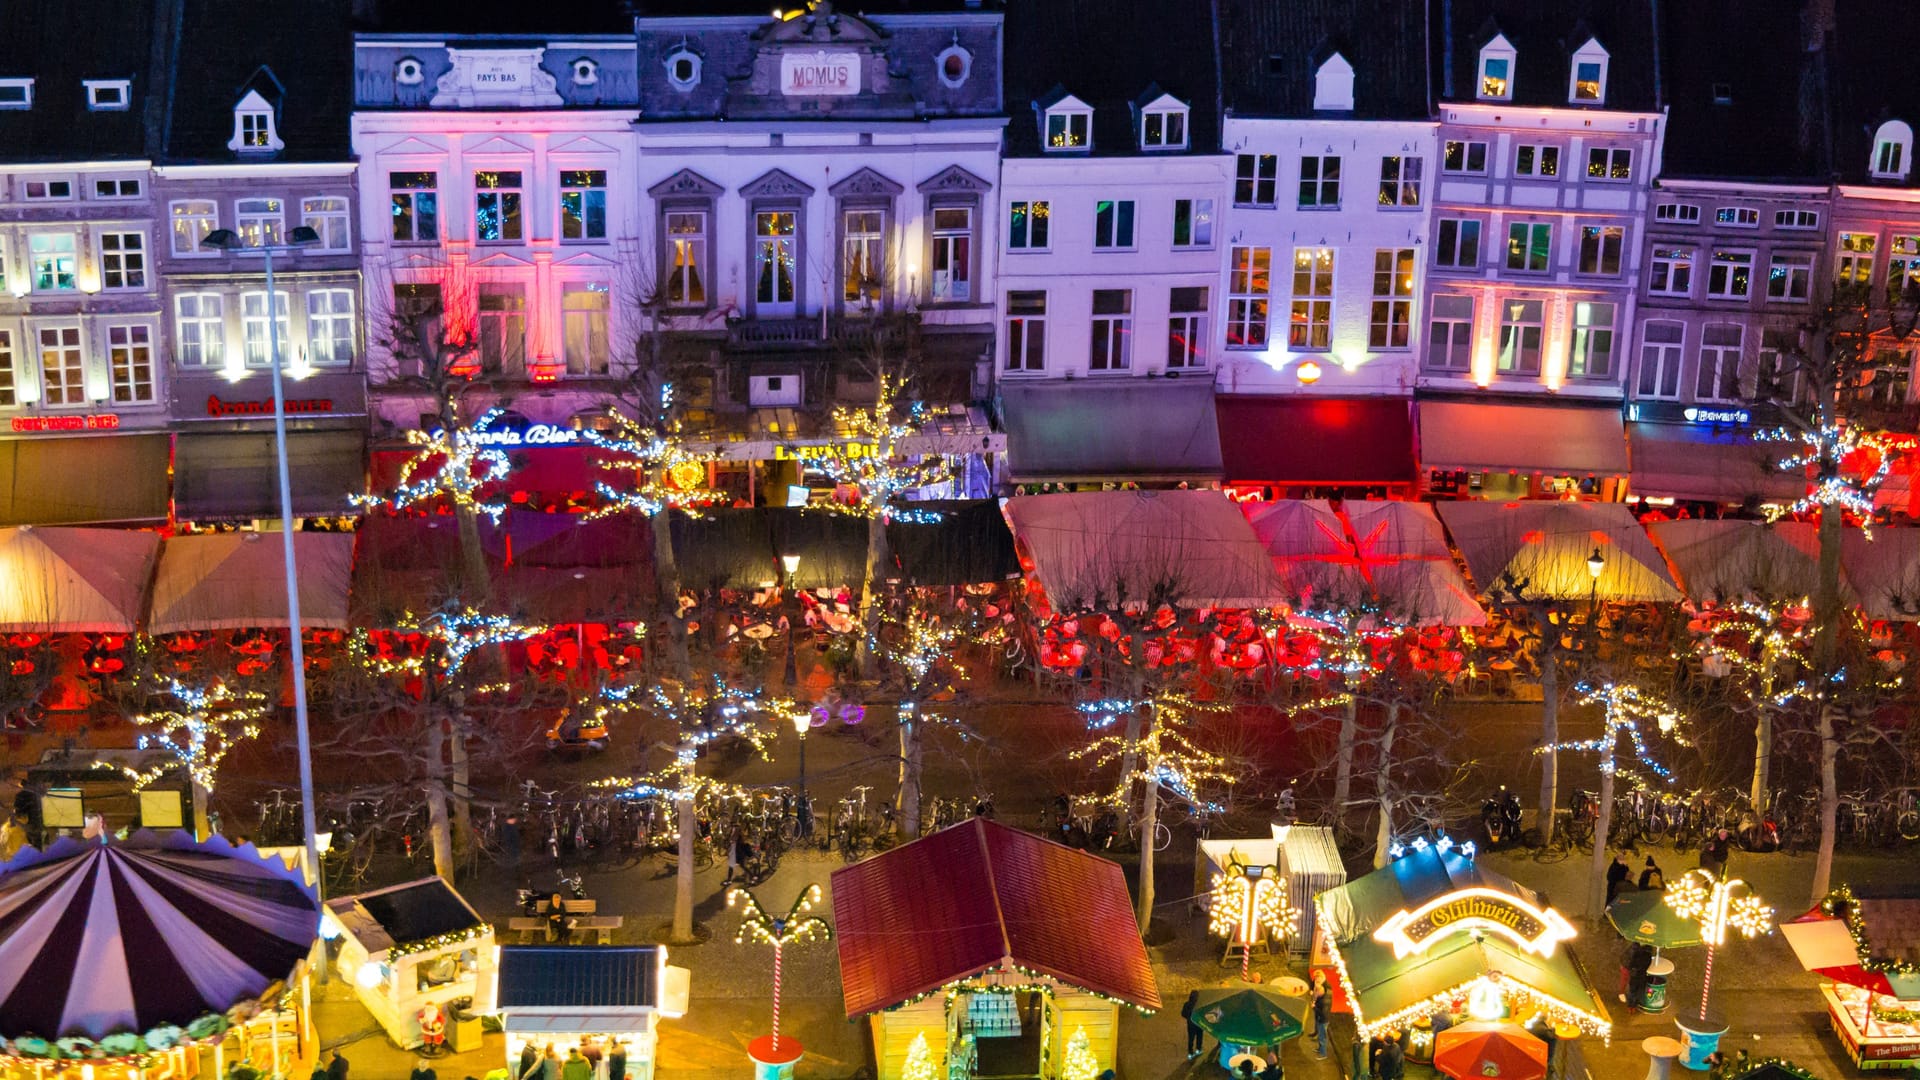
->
xmin=507 ymin=917 xmax=552 ymax=943
xmin=572 ymin=915 xmax=623 ymax=944
xmin=561 ymin=899 xmax=598 ymax=916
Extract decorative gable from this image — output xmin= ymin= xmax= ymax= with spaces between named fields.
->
xmin=916 ymin=164 xmax=990 ymax=194
xmin=740 ymin=168 xmax=816 ymax=199
xmin=647 ymin=168 xmax=724 ymax=199
xmin=1477 ymin=32 xmax=1515 ymax=101
xmin=1037 ymin=90 xmax=1092 ymax=153
xmin=1314 ymin=53 xmax=1355 ymax=112
xmin=1134 ymin=89 xmax=1188 ymax=150
xmin=1569 ymin=38 xmax=1609 ymax=104
xmin=829 ymin=167 xmax=905 ymax=198
xmin=228 ymin=88 xmax=283 ymax=154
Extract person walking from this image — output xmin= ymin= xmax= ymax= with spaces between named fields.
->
xmin=1701 ymin=828 xmax=1733 ymax=878
xmin=1181 ymin=990 xmax=1204 ymax=1058
xmin=1626 ymin=943 xmax=1655 ymax=1013
xmin=1310 ymin=972 xmax=1332 ymax=1060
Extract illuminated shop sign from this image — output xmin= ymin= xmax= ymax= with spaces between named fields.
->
xmin=206 ymin=395 xmax=335 ymax=418
xmin=10 ymin=414 xmax=121 ymax=433
xmin=1683 ymin=406 xmax=1751 ymax=426
xmin=1372 ymin=887 xmax=1578 ymax=959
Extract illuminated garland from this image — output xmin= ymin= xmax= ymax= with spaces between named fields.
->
xmin=596 ymin=676 xmax=794 ymax=804
xmin=810 ymin=374 xmax=949 ymax=524
xmin=1070 ymin=691 xmax=1234 ymax=814
xmin=1538 ymin=682 xmax=1684 ymax=783
xmin=882 ymin=965 xmax=1157 ymax=1016
xmin=586 ymin=388 xmax=726 ymax=518
xmin=727 ymin=884 xmax=831 ymax=1053
xmin=1819 ymin=885 xmax=1920 ymax=977
xmin=1694 ymin=600 xmax=1821 ymax=710
xmin=399 ymin=608 xmax=548 ymax=677
xmin=352 ymin=404 xmax=512 ymax=523
xmin=1757 ymin=423 xmax=1904 ymax=534
xmin=385 ymin=922 xmax=493 ymax=960
xmin=131 ymin=680 xmax=269 ymax=795
xmin=1666 ymin=869 xmax=1773 ymax=1021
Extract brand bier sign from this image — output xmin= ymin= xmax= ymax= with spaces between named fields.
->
xmin=780 ymin=50 xmax=860 ymax=96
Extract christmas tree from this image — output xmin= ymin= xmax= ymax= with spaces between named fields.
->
xmin=1062 ymin=1027 xmax=1098 ymax=1080
xmin=902 ymin=1032 xmax=936 ymax=1080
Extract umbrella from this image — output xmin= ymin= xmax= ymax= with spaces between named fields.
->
xmin=1435 ymin=501 xmax=1681 ymax=603
xmin=1433 ymin=1021 xmax=1548 ymax=1080
xmin=149 ymin=532 xmax=354 ymax=633
xmin=1190 ymin=987 xmax=1307 ymax=1046
xmin=1647 ymin=520 xmax=1837 ymax=605
xmin=1607 ymin=889 xmax=1704 ymax=950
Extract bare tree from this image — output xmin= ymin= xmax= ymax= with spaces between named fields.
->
xmin=874 ymin=598 xmax=977 ymax=836
xmin=130 ymin=676 xmax=270 ymax=840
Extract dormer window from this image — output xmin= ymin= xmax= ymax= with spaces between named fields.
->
xmin=228 ymin=89 xmax=283 ymax=154
xmin=665 ymin=47 xmax=701 ymax=92
xmin=1569 ymin=39 xmax=1608 ymax=104
xmin=936 ymin=44 xmax=971 ymax=89
xmin=0 ymin=79 xmax=33 ymax=110
xmin=571 ymin=58 xmax=598 ymax=86
xmin=1042 ymin=95 xmax=1091 ymax=153
xmin=1138 ymin=93 xmax=1187 ymax=150
xmin=395 ymin=57 xmax=425 ymax=85
xmin=1313 ymin=53 xmax=1354 ymax=112
xmin=84 ymin=80 xmax=130 ymax=111
xmin=1477 ymin=34 xmax=1515 ymax=101
xmin=1872 ymin=120 xmax=1913 ymax=180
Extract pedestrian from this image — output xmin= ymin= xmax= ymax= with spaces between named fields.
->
xmin=502 ymin=814 xmax=522 ymax=867
xmin=1639 ymin=855 xmax=1665 ymax=890
xmin=540 ymin=1045 xmax=560 ymax=1080
xmin=1367 ymin=1033 xmax=1385 ymax=1079
xmin=1626 ymin=943 xmax=1654 ymax=1012
xmin=1236 ymin=1060 xmax=1257 ymax=1080
xmin=1701 ymin=828 xmax=1733 ymax=878
xmin=1181 ymin=989 xmax=1204 ymax=1058
xmin=1259 ymin=1056 xmax=1284 ymax=1080
xmin=1605 ymin=852 xmax=1632 ymax=905
xmin=1378 ymin=1033 xmax=1405 ymax=1080
xmin=1310 ymin=971 xmax=1332 ymax=1060
xmin=309 ymin=1057 xmax=328 ymax=1080
xmin=326 ymin=1050 xmax=349 ymax=1080
xmin=409 ymin=1058 xmax=436 ymax=1080
xmin=561 ymin=1048 xmax=591 ymax=1080
xmin=518 ymin=1042 xmax=540 ymax=1080
xmin=607 ymin=1042 xmax=627 ymax=1080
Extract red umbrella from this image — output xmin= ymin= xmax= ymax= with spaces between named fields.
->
xmin=1433 ymin=1022 xmax=1548 ymax=1080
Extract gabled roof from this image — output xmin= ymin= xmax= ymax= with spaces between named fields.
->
xmin=1001 ymin=0 xmax=1218 ymax=157
xmin=1430 ymin=0 xmax=1660 ymax=112
xmin=0 ymin=0 xmax=160 ymax=163
xmin=1658 ymin=0 xmax=1824 ymax=181
xmin=327 ymin=877 xmax=486 ymax=954
xmin=831 ymin=818 xmax=1159 ymax=1017
xmin=162 ymin=0 xmax=355 ymax=163
xmin=1217 ymin=0 xmax=1428 ymax=119
xmin=1830 ymin=0 xmax=1920 ymax=185
xmin=498 ymin=946 xmax=662 ymax=1009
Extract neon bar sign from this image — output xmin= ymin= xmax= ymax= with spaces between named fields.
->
xmin=11 ymin=414 xmax=121 ymax=433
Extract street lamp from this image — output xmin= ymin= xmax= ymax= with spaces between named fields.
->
xmin=201 ymin=226 xmax=324 ymax=970
xmin=780 ymin=553 xmax=801 ymax=686
xmin=1586 ymin=546 xmax=1605 ymax=617
xmin=1665 ymin=869 xmax=1773 ymax=1065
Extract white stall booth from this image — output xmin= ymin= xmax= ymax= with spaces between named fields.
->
xmin=326 ymin=877 xmax=497 ymax=1049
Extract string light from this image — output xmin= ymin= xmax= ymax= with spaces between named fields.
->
xmin=1061 ymin=1027 xmax=1099 ymax=1080
xmin=1070 ymin=690 xmax=1234 ymax=815
xmin=1757 ymin=423 xmax=1903 ymax=535
xmin=385 ymin=922 xmax=494 ymax=960
xmin=1538 ymin=682 xmax=1685 ymax=783
xmin=1208 ymin=858 xmax=1297 ymax=981
xmin=596 ymin=676 xmax=794 ymax=805
xmin=131 ymin=679 xmax=269 ymax=795
xmin=352 ymin=404 xmax=513 ymax=523
xmin=809 ymin=374 xmax=950 ymax=523
xmin=399 ymin=607 xmax=548 ymax=677
xmin=586 ymin=386 xmax=726 ymax=518
xmin=728 ymin=883 xmax=832 ymax=1054
xmin=1818 ymin=885 xmax=1920 ymax=979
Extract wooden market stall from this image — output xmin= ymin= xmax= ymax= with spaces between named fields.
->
xmin=1781 ymin=886 xmax=1920 ymax=1071
xmin=326 ymin=877 xmax=496 ymax=1050
xmin=832 ymin=819 xmax=1160 ymax=1080
xmin=492 ymin=946 xmax=691 ymax=1080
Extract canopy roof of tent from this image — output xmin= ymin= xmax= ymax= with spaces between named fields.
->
xmin=1005 ymin=490 xmax=1286 ymax=610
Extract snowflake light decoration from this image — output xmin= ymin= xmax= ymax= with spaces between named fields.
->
xmin=811 ymin=374 xmax=949 ymax=524
xmin=1665 ymin=868 xmax=1774 ymax=1019
xmin=131 ymin=680 xmax=270 ymax=794
xmin=353 ymin=404 xmax=513 ymax=523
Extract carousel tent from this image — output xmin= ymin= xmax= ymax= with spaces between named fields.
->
xmin=0 ymin=833 xmax=317 ymax=1039
xmin=1841 ymin=528 xmax=1920 ymax=621
xmin=1435 ymin=501 xmax=1680 ymax=603
xmin=1646 ymin=520 xmax=1837 ymax=605
xmin=0 ymin=527 xmax=159 ymax=633
xmin=149 ymin=532 xmax=355 ymax=633
xmin=1005 ymin=490 xmax=1285 ymax=610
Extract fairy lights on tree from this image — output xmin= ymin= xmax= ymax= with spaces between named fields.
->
xmin=1757 ymin=423 xmax=1902 ymax=532
xmin=587 ymin=385 xmax=726 ymax=519
xmin=132 ymin=679 xmax=270 ymax=839
xmin=1208 ymin=859 xmax=1297 ymax=981
xmin=727 ymin=883 xmax=832 ymax=1057
xmin=352 ymin=404 xmax=513 ymax=524
xmin=1061 ymin=1027 xmax=1099 ymax=1080
xmin=384 ymin=607 xmax=549 ymax=679
xmin=879 ymin=603 xmax=976 ymax=836
xmin=813 ymin=373 xmax=950 ymax=525
xmin=1666 ymin=869 xmax=1774 ymax=1022
xmin=1543 ymin=681 xmax=1686 ymax=918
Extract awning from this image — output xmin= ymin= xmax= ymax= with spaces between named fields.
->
xmin=1627 ymin=422 xmax=1805 ymax=504
xmin=1645 ymin=519 xmax=1837 ymax=604
xmin=150 ymin=532 xmax=355 ymax=633
xmin=1004 ymin=489 xmax=1285 ymax=609
xmin=1242 ymin=500 xmax=1370 ymax=609
xmin=1418 ymin=400 xmax=1628 ymax=476
xmin=1842 ymin=527 xmax=1920 ymax=621
xmin=1435 ymin=500 xmax=1681 ymax=602
xmin=1241 ymin=500 xmax=1484 ymax=625
xmin=0 ymin=526 xmax=160 ymax=632
xmin=1217 ymin=396 xmax=1416 ymax=486
xmin=0 ymin=434 xmax=169 ymax=526
xmin=174 ymin=429 xmax=366 ymax=521
xmin=1002 ymin=380 xmax=1222 ymax=483
xmin=502 ymin=1012 xmax=655 ymax=1035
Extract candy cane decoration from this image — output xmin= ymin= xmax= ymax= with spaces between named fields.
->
xmin=729 ymin=884 xmax=833 ymax=1053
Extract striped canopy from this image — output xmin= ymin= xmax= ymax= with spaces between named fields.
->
xmin=0 ymin=835 xmax=317 ymax=1040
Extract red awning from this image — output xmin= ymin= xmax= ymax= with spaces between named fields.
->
xmin=1216 ymin=396 xmax=1416 ymax=486
xmin=831 ymin=818 xmax=1160 ymax=1018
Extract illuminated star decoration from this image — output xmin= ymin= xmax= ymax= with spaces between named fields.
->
xmin=1071 ymin=691 xmax=1235 ymax=814
xmin=1539 ymin=681 xmax=1685 ymax=784
xmin=1665 ymin=868 xmax=1774 ymax=1019
xmin=586 ymin=385 xmax=727 ymax=518
xmin=811 ymin=373 xmax=949 ymax=524
xmin=1757 ymin=423 xmax=1904 ymax=535
xmin=1208 ymin=857 xmax=1298 ymax=981
xmin=399 ymin=607 xmax=548 ymax=678
xmin=727 ymin=883 xmax=832 ymax=1054
xmin=596 ymin=676 xmax=794 ymax=804
xmin=131 ymin=679 xmax=270 ymax=794
xmin=352 ymin=404 xmax=513 ymax=524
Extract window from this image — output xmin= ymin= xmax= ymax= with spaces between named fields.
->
xmin=307 ymin=289 xmax=355 ymax=366
xmin=1648 ymin=247 xmax=1694 ymax=296
xmin=930 ymin=207 xmax=972 ymax=302
xmin=1172 ymin=198 xmax=1213 ymax=248
xmin=571 ymin=58 xmax=598 ymax=86
xmin=1235 ymin=154 xmax=1277 ymax=206
xmin=843 ymin=209 xmax=884 ymax=305
xmin=1167 ymin=286 xmax=1208 ymax=368
xmin=93 ymin=178 xmax=140 ymax=199
xmin=1567 ymin=301 xmax=1615 ymax=378
xmin=1836 ymin=233 xmax=1876 ymax=291
xmin=936 ymin=45 xmax=971 ymax=89
xmin=1871 ymin=120 xmax=1913 ymax=180
xmin=37 ymin=328 xmax=83 ymax=406
xmin=1227 ymin=246 xmax=1270 ymax=349
xmin=241 ymin=291 xmax=291 ymax=366
xmin=1008 ymin=201 xmax=1049 ymax=250
xmin=1515 ymin=144 xmax=1560 ymax=178
xmin=1044 ymin=106 xmax=1090 ymax=152
xmin=241 ymin=113 xmax=270 ymax=147
xmin=1089 ymin=289 xmax=1132 ymax=371
xmin=175 ymin=294 xmax=225 ymax=368
xmin=1637 ymin=321 xmax=1685 ymax=398
xmin=1298 ymin=156 xmax=1341 ymax=208
xmin=230 ymin=90 xmax=281 ymax=153
xmin=1586 ymin=148 xmax=1632 ymax=181
xmin=1093 ymin=199 xmax=1135 ymax=249
xmin=301 ymin=197 xmax=351 ymax=251
xmin=1768 ymin=252 xmax=1813 ymax=302
xmin=1697 ymin=324 xmax=1744 ymax=401
xmin=29 ymin=234 xmax=76 ymax=291
xmin=1370 ymin=248 xmax=1415 ymax=349
xmin=754 ymin=211 xmax=797 ymax=308
xmin=1866 ymin=350 xmax=1914 ymax=406
xmin=559 ymin=170 xmax=606 ymax=241
xmin=389 ymin=172 xmax=438 ymax=243
xmin=171 ymin=200 xmax=217 ymax=255
xmin=1314 ymin=53 xmax=1355 ymax=111
xmin=85 ymin=80 xmax=130 ymax=111
xmin=1712 ymin=83 xmax=1734 ymax=105
xmin=562 ymin=284 xmax=610 ymax=375
xmin=0 ymin=79 xmax=34 ymax=110
xmin=0 ymin=332 xmax=13 ymax=407
xmin=1378 ymin=156 xmax=1422 ymax=207
xmin=1757 ymin=330 xmax=1801 ymax=404
xmin=107 ymin=325 xmax=152 ymax=403
xmin=1577 ymin=224 xmax=1625 ymax=276
xmin=98 ymin=232 xmax=145 ymax=290
xmin=1434 ymin=219 xmax=1481 ymax=268
xmin=1141 ymin=105 xmax=1187 ymax=150
xmin=1707 ymin=251 xmax=1753 ymax=298
xmin=474 ymin=171 xmax=523 ymax=242
xmin=1479 ymin=37 xmax=1515 ymax=101
xmin=664 ymin=211 xmax=707 ymax=305
xmin=1889 ymin=235 xmax=1920 ymax=304
xmin=1496 ymin=299 xmax=1544 ymax=375
xmin=1006 ymin=291 xmax=1046 ymax=372
xmin=1655 ymin=203 xmax=1702 ymax=224
xmin=478 ymin=284 xmax=527 ymax=374
xmin=665 ymin=49 xmax=702 ymax=91
xmin=1289 ymin=247 xmax=1334 ymax=350
xmin=23 ymin=179 xmax=72 ymax=200
xmin=1775 ymin=209 xmax=1819 ymax=231
xmin=1506 ymin=222 xmax=1552 ymax=273
xmin=1443 ymin=140 xmax=1488 ymax=175
xmin=1715 ymin=206 xmax=1760 ymax=228
xmin=235 ymin=198 xmax=284 ymax=248
xmin=1427 ymin=295 xmax=1474 ymax=371
xmin=1571 ymin=59 xmax=1606 ymax=103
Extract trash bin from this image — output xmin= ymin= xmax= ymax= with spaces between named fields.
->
xmin=1642 ymin=957 xmax=1674 ymax=1014
xmin=449 ymin=1003 xmax=483 ymax=1053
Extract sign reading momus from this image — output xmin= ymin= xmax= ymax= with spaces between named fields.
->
xmin=1372 ymin=888 xmax=1577 ymax=959
xmin=780 ymin=51 xmax=859 ymax=95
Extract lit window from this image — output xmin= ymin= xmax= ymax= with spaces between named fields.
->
xmin=99 ymin=232 xmax=146 ymax=289
xmin=390 ymin=172 xmax=439 ymax=243
xmin=1167 ymin=286 xmax=1208 ymax=369
xmin=229 ymin=90 xmax=282 ymax=153
xmin=1886 ymin=236 xmax=1920 ymax=304
xmin=1006 ymin=291 xmax=1046 ymax=372
xmin=1479 ymin=43 xmax=1514 ymax=101
xmin=1227 ymin=246 xmax=1270 ymax=349
xmin=559 ymin=170 xmax=607 ymax=240
xmin=85 ymin=80 xmax=130 ymax=111
xmin=29 ymin=233 xmax=77 ymax=291
xmin=235 ymin=198 xmax=285 ymax=248
xmin=1172 ymin=198 xmax=1213 ymax=248
xmin=107 ymin=325 xmax=153 ymax=403
xmin=241 ymin=291 xmax=292 ymax=366
xmin=1497 ymin=299 xmax=1544 ymax=375
xmin=301 ymin=196 xmax=352 ymax=251
xmin=1289 ymin=247 xmax=1334 ymax=350
xmin=171 ymin=200 xmax=218 ymax=255
xmin=1298 ymin=156 xmax=1341 ymax=208
xmin=1434 ymin=219 xmax=1481 ymax=268
xmin=1043 ymin=103 xmax=1091 ymax=152
xmin=754 ymin=211 xmax=797 ymax=309
xmin=930 ymin=207 xmax=972 ymax=302
xmin=1369 ymin=248 xmax=1415 ymax=349
xmin=1379 ymin=156 xmax=1422 ymax=207
xmin=1093 ymin=199 xmax=1135 ymax=249
xmin=1568 ymin=302 xmax=1614 ymax=378
xmin=478 ymin=285 xmax=527 ymax=374
xmin=1089 ymin=289 xmax=1132 ymax=371
xmin=1714 ymin=206 xmax=1760 ymax=228
xmin=1569 ymin=40 xmax=1608 ymax=103
xmin=1515 ymin=144 xmax=1560 ymax=178
xmin=1648 ymin=248 xmax=1694 ymax=296
xmin=843 ymin=209 xmax=884 ymax=305
xmin=1637 ymin=321 xmax=1685 ymax=399
xmin=1442 ymin=140 xmax=1488 ymax=174
xmin=1586 ymin=147 xmax=1632 ymax=181
xmin=1235 ymin=154 xmax=1278 ymax=206
xmin=1577 ymin=224 xmax=1625 ymax=276
xmin=664 ymin=211 xmax=707 ymax=306
xmin=1427 ymin=295 xmax=1474 ymax=371
xmin=1141 ymin=104 xmax=1188 ymax=150
xmin=37 ymin=328 xmax=83 ymax=405
xmin=307 ymin=289 xmax=356 ymax=366
xmin=1768 ymin=253 xmax=1813 ymax=302
xmin=1836 ymin=233 xmax=1876 ymax=291
xmin=1707 ymin=251 xmax=1754 ymax=299
xmin=1008 ymin=200 xmax=1050 ymax=250
xmin=474 ymin=171 xmax=523 ymax=242
xmin=562 ymin=284 xmax=610 ymax=375
xmin=175 ymin=294 xmax=226 ymax=368
xmin=1505 ymin=222 xmax=1552 ymax=273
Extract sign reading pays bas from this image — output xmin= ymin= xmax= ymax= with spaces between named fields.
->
xmin=1372 ymin=887 xmax=1578 ymax=959
xmin=780 ymin=51 xmax=860 ymax=96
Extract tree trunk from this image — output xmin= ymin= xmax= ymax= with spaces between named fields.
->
xmin=854 ymin=515 xmax=888 ymax=679
xmin=1538 ymin=651 xmax=1560 ymax=847
xmin=895 ymin=707 xmax=923 ymax=837
xmin=1809 ymin=471 xmax=1845 ymax=904
xmin=454 ymin=504 xmax=491 ymax=605
xmin=672 ymin=783 xmax=698 ymax=943
xmin=1333 ymin=696 xmax=1358 ymax=827
xmin=448 ymin=504 xmax=491 ymax=862
xmin=1586 ymin=755 xmax=1616 ymax=920
xmin=1811 ymin=703 xmax=1840 ymax=905
xmin=1136 ymin=766 xmax=1160 ymax=935
xmin=1750 ymin=651 xmax=1776 ymax=811
xmin=650 ymin=510 xmax=692 ymax=680
xmin=190 ymin=781 xmax=211 ymax=841
xmin=424 ymin=721 xmax=455 ymax=882
xmin=1372 ymin=702 xmax=1399 ymax=868
xmin=1120 ymin=706 xmax=1142 ymax=815
xmin=448 ymin=719 xmax=470 ymax=863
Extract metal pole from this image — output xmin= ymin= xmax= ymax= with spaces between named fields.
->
xmin=264 ymin=248 xmax=326 ymax=982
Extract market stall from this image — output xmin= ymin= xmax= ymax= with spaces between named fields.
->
xmin=833 ymin=818 xmax=1159 ymax=1080
xmin=1781 ymin=885 xmax=1920 ymax=1071
xmin=1194 ymin=825 xmax=1345 ymax=959
xmin=1313 ymin=841 xmax=1610 ymax=1049
xmin=325 ymin=877 xmax=496 ymax=1050
xmin=0 ymin=832 xmax=319 ymax=1080
xmin=493 ymin=945 xmax=691 ymax=1080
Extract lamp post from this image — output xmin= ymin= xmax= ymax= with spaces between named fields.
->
xmin=781 ymin=553 xmax=801 ymax=687
xmin=1586 ymin=546 xmax=1605 ymax=618
xmin=1664 ymin=868 xmax=1773 ymax=1068
xmin=201 ymin=226 xmax=324 ymax=973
